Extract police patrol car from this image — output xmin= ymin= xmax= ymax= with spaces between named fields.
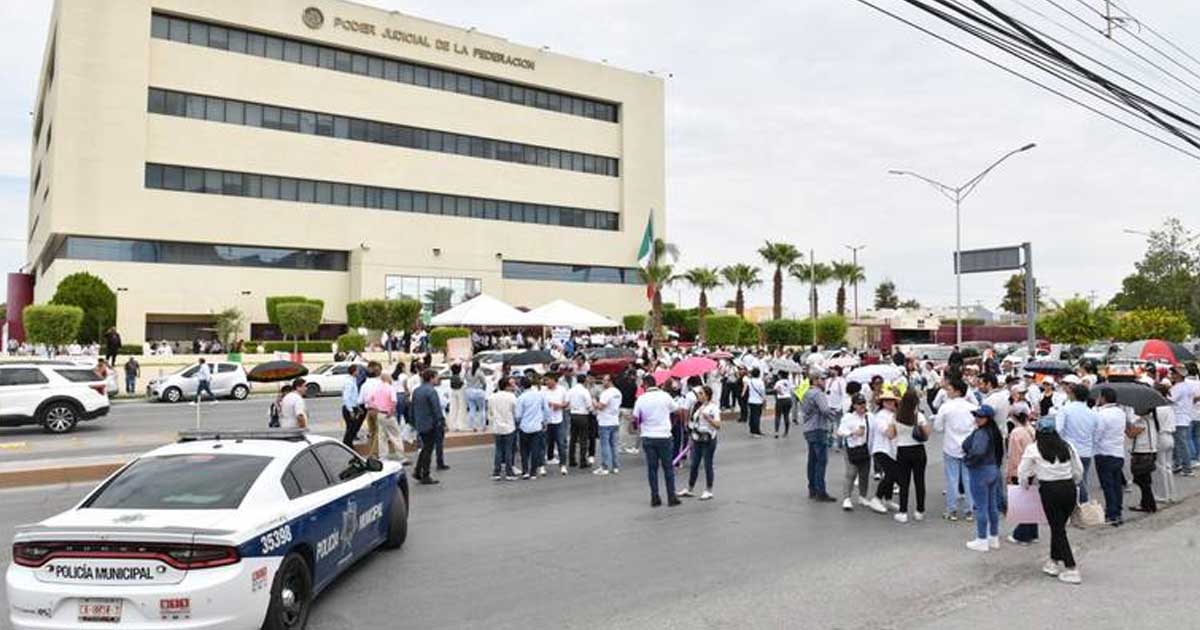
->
xmin=6 ymin=429 xmax=409 ymax=629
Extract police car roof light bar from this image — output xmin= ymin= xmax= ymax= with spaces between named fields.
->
xmin=177 ymin=428 xmax=309 ymax=443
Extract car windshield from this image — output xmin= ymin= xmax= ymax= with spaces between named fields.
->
xmin=314 ymin=363 xmax=334 ymax=374
xmin=82 ymin=454 xmax=271 ymax=510
xmin=917 ymin=347 xmax=953 ymax=360
xmin=1086 ymin=344 xmax=1110 ymax=353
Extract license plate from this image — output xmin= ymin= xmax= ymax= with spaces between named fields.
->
xmin=79 ymin=599 xmax=122 ymax=623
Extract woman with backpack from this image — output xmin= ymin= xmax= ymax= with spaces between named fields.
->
xmin=962 ymin=404 xmax=1005 ymax=552
xmin=1019 ymin=417 xmax=1084 ymax=584
xmin=893 ymin=388 xmax=931 ymax=523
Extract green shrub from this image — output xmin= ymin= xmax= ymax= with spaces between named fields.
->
xmin=623 ymin=314 xmax=646 ymax=331
xmin=705 ymin=315 xmax=745 ymax=345
xmin=762 ymin=319 xmax=813 ymax=347
xmin=118 ymin=344 xmax=143 ymax=355
xmin=24 ymin=304 xmax=84 ymax=348
xmin=276 ymin=303 xmax=323 ymax=342
xmin=265 ymin=296 xmax=307 ymax=325
xmin=429 ymin=327 xmax=470 ymax=351
xmin=336 ymin=332 xmax=366 ymax=353
xmin=738 ymin=320 xmax=761 ymax=346
xmin=49 ymin=272 xmax=115 ymax=344
xmin=346 ymin=302 xmax=363 ymax=328
xmin=661 ymin=305 xmax=686 ymax=329
xmin=816 ymin=315 xmax=849 ymax=346
xmin=245 ymin=340 xmax=335 ymax=353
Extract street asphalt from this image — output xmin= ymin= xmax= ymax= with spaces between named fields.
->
xmin=2 ymin=423 xmax=1199 ymax=629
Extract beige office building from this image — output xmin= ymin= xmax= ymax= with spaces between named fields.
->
xmin=23 ymin=0 xmax=664 ymax=344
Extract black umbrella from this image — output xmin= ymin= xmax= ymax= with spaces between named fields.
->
xmin=504 ymin=350 xmax=554 ymax=366
xmin=1023 ymin=359 xmax=1074 ymax=376
xmin=247 ymin=360 xmax=308 ymax=383
xmin=1088 ymin=382 xmax=1170 ymax=415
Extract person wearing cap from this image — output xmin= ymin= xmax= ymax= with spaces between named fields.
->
xmin=1093 ymin=387 xmax=1128 ymax=526
xmin=961 ymin=404 xmax=1004 ymax=552
xmin=1054 ymin=384 xmax=1101 ymax=503
xmin=1019 ymin=417 xmax=1084 ymax=584
xmin=934 ymin=379 xmax=978 ymax=521
xmin=801 ymin=369 xmax=841 ymax=502
xmin=836 ymin=392 xmax=872 ymax=511
xmin=867 ymin=386 xmax=900 ymax=515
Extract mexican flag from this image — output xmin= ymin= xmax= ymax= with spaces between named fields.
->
xmin=637 ymin=213 xmax=654 ymax=300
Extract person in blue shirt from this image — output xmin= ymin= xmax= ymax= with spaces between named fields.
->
xmin=340 ymin=364 xmax=363 ymax=448
xmin=1053 ymin=384 xmax=1100 ymax=503
xmin=515 ymin=376 xmax=551 ymax=480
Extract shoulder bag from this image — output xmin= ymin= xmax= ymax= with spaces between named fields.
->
xmin=846 ymin=416 xmax=870 ymax=465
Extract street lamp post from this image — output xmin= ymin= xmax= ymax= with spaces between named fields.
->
xmin=844 ymin=244 xmax=866 ymax=321
xmin=889 ymin=142 xmax=1037 ymax=345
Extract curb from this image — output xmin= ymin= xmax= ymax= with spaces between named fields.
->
xmin=0 ymin=431 xmax=495 ymax=490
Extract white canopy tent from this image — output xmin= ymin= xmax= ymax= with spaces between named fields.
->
xmin=429 ymin=294 xmax=537 ymax=327
xmin=526 ymin=299 xmax=621 ymax=330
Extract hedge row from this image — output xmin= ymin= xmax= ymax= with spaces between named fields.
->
xmin=336 ymin=333 xmax=366 ymax=353
xmin=430 ymin=327 xmax=470 ymax=351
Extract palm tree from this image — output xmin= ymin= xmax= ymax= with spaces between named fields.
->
xmin=681 ymin=267 xmax=722 ymax=343
xmin=721 ymin=264 xmax=762 ymax=317
xmin=789 ymin=261 xmax=833 ymax=320
xmin=638 ymin=238 xmax=678 ymax=350
xmin=831 ymin=261 xmax=866 ymax=317
xmin=757 ymin=241 xmax=802 ymax=321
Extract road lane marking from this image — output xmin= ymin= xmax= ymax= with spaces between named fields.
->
xmin=0 ymin=442 xmax=29 ymax=450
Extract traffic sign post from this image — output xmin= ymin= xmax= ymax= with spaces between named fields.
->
xmin=954 ymin=242 xmax=1037 ymax=354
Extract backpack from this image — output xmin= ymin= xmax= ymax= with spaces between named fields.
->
xmin=268 ymin=401 xmax=281 ymax=428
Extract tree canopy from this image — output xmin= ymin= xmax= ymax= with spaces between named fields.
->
xmin=1109 ymin=218 xmax=1199 ymax=334
xmin=49 ymin=272 xmax=115 ymax=344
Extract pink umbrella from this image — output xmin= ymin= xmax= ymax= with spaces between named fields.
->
xmin=653 ymin=369 xmax=673 ymax=386
xmin=670 ymin=357 xmax=718 ymax=380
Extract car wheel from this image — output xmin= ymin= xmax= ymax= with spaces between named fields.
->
xmin=163 ymin=387 xmax=183 ymax=403
xmin=231 ymin=384 xmax=250 ymax=400
xmin=40 ymin=402 xmax=80 ymax=434
xmin=262 ymin=552 xmax=312 ymax=630
xmin=383 ymin=488 xmax=408 ymax=549
xmin=305 ymin=383 xmax=321 ymax=398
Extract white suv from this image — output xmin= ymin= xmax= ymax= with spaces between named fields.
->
xmin=146 ymin=361 xmax=251 ymax=403
xmin=0 ymin=363 xmax=111 ymax=434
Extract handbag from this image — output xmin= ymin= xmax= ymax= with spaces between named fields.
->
xmin=911 ymin=421 xmax=929 ymax=443
xmin=1005 ymin=484 xmax=1048 ymax=525
xmin=1130 ymin=452 xmax=1156 ymax=476
xmin=846 ymin=415 xmax=870 ymax=465
xmin=1070 ymin=500 xmax=1105 ymax=529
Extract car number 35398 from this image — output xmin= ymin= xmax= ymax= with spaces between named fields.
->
xmin=259 ymin=525 xmax=293 ymax=554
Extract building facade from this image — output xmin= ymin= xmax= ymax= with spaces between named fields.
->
xmin=21 ymin=0 xmax=664 ymax=343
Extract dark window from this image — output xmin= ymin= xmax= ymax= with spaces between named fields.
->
xmin=351 ymin=54 xmax=368 ymax=75
xmin=301 ymin=43 xmax=319 ymax=66
xmin=334 ymin=117 xmax=349 ymax=138
xmin=185 ymin=94 xmax=205 ymax=119
xmin=248 ymin=33 xmax=266 ymax=56
xmin=502 ymin=260 xmax=641 ymax=284
xmin=279 ymin=177 xmax=298 ymax=201
xmin=165 ymin=91 xmax=185 ymax=116
xmin=209 ymin=26 xmax=228 ymax=50
xmin=332 ymin=184 xmax=349 ymax=205
xmin=265 ymin=36 xmax=284 ymax=60
xmin=245 ymin=103 xmax=262 ymax=127
xmin=262 ymin=106 xmax=280 ymax=129
xmin=188 ymin=21 xmax=208 ymax=46
xmin=335 ymin=50 xmax=351 ymax=72
xmin=216 ymin=364 xmax=238 ymax=373
xmin=151 ymin=14 xmax=169 ymax=39
xmin=168 ymin=18 xmax=189 ymax=42
xmin=313 ymin=443 xmax=363 ymax=483
xmin=299 ymin=111 xmax=316 ymax=134
xmin=148 ymin=88 xmax=166 ymax=113
xmin=205 ymin=97 xmax=223 ymax=122
xmin=53 ymin=369 xmax=101 ymax=383
xmin=281 ymin=471 xmax=301 ymax=499
xmin=349 ymin=185 xmax=365 ymax=206
xmin=226 ymin=101 xmax=244 ymax=124
xmin=0 ymin=368 xmax=49 ymax=386
xmin=204 ymin=170 xmax=222 ymax=194
xmin=396 ymin=191 xmax=412 ymax=211
xmin=162 ymin=165 xmax=184 ymax=190
xmin=228 ymin=29 xmax=247 ymax=54
xmin=262 ymin=176 xmax=279 ymax=199
xmin=367 ymin=57 xmax=384 ymax=78
xmin=384 ymin=60 xmax=399 ymax=81
xmin=244 ymin=174 xmax=261 ymax=197
xmin=82 ymin=454 xmax=271 ymax=510
xmin=185 ymin=168 xmax=204 ymax=193
xmin=316 ymin=182 xmax=333 ymax=204
xmin=316 ymin=114 xmax=334 ymax=136
xmin=280 ymin=109 xmax=300 ymax=132
xmin=319 ymin=47 xmax=335 ymax=69
xmin=145 ymin=163 xmax=163 ymax=188
xmin=222 ymin=172 xmax=242 ymax=195
xmin=286 ymin=451 xmax=330 ymax=496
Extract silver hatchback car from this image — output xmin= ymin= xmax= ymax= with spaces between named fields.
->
xmin=146 ymin=361 xmax=250 ymax=402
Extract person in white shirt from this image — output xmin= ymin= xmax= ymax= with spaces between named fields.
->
xmin=279 ymin=377 xmax=308 ymax=430
xmin=867 ymin=387 xmax=900 ymax=515
xmin=934 ymin=379 xmax=979 ymax=521
xmin=1019 ymin=416 xmax=1084 ymax=585
xmin=678 ymin=385 xmax=720 ymax=500
xmin=1168 ymin=369 xmax=1196 ymax=473
xmin=191 ymin=357 xmax=216 ymax=405
xmin=633 ymin=375 xmax=680 ymax=507
xmin=980 ymin=374 xmax=1011 ymax=436
xmin=594 ymin=375 xmax=623 ymax=475
xmin=567 ymin=377 xmax=595 ymax=470
xmin=836 ymin=393 xmax=872 ymax=511
xmin=1093 ymin=387 xmax=1129 ymax=526
xmin=543 ymin=376 xmax=569 ymax=474
xmin=1153 ymin=381 xmax=1177 ymax=502
xmin=488 ymin=378 xmax=519 ymax=480
xmin=773 ymin=372 xmax=794 ymax=438
xmin=745 ymin=368 xmax=767 ymax=436
xmin=826 ymin=366 xmax=847 ymax=414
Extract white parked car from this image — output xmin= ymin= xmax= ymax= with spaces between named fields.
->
xmin=146 ymin=362 xmax=250 ymax=403
xmin=6 ymin=429 xmax=409 ymax=630
xmin=0 ymin=363 xmax=111 ymax=434
xmin=301 ymin=362 xmax=367 ymax=398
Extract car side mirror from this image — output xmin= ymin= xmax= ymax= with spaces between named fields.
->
xmin=363 ymin=457 xmax=384 ymax=472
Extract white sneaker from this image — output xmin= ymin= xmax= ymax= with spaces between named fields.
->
xmin=593 ymin=468 xmax=609 ymax=476
xmin=1058 ymin=569 xmax=1082 ymax=585
xmin=188 ymin=401 xmax=197 ymax=406
xmin=966 ymin=539 xmax=990 ymax=553
xmin=914 ymin=512 xmax=925 ymax=522
xmin=546 ymin=458 xmax=560 ymax=465
xmin=868 ymin=497 xmax=888 ymax=514
xmin=612 ymin=468 xmax=619 ymax=474
xmin=561 ymin=466 xmax=568 ymax=476
xmin=856 ymin=495 xmax=871 ymax=507
xmin=842 ymin=498 xmax=854 ymax=511
xmin=988 ymin=536 xmax=1000 ymax=550
xmin=587 ymin=456 xmax=595 ymax=465
xmin=512 ymin=468 xmax=523 ymax=476
xmin=887 ymin=501 xmax=901 ymax=512
xmin=894 ymin=513 xmax=909 ymax=524
xmin=699 ymin=491 xmax=713 ymax=500
xmin=538 ymin=466 xmax=547 ymax=476
xmin=677 ymin=488 xmax=693 ymax=498
xmin=1042 ymin=560 xmax=1062 ymax=576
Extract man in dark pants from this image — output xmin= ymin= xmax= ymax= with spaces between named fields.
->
xmin=340 ymin=364 xmax=364 ymax=448
xmin=410 ymin=369 xmax=445 ymax=485
xmin=633 ymin=375 xmax=680 ymax=507
xmin=800 ymin=370 xmax=839 ymax=502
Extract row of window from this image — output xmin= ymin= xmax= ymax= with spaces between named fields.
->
xmin=150 ymin=13 xmax=618 ymax=123
xmin=501 ymin=260 xmax=642 ymax=285
xmin=51 ymin=236 xmax=349 ymax=272
xmin=147 ymin=88 xmax=618 ymax=177
xmin=144 ymin=163 xmax=620 ymax=231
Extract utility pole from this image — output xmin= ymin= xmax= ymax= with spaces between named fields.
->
xmin=810 ymin=248 xmax=817 ymax=347
xmin=845 ymin=244 xmax=866 ymax=322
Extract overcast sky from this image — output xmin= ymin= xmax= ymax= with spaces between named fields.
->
xmin=2 ymin=0 xmax=1197 ymax=316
